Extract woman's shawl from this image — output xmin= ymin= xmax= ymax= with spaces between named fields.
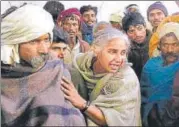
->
xmin=140 ymin=56 xmax=179 ymax=126
xmin=72 ymin=52 xmax=141 ymax=126
xmin=1 ymin=59 xmax=86 ymax=126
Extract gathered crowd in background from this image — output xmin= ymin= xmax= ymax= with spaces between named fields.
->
xmin=1 ymin=1 xmax=179 ymax=126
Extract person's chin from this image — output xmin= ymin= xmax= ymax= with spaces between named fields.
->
xmin=109 ymin=68 xmax=119 ymax=73
xmin=87 ymin=23 xmax=94 ymax=26
xmin=166 ymin=57 xmax=177 ymax=64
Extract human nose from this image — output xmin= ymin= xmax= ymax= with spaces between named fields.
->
xmin=38 ymin=42 xmax=50 ymax=54
xmin=167 ymin=45 xmax=173 ymax=53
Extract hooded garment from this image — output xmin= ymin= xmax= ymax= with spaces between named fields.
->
xmin=70 ymin=52 xmax=141 ymax=126
xmin=1 ymin=4 xmax=54 ymax=65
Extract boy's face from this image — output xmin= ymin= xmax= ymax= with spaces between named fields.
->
xmin=50 ymin=42 xmax=68 ymax=59
xmin=148 ymin=9 xmax=166 ymax=28
xmin=127 ymin=24 xmax=146 ymax=44
xmin=82 ymin=10 xmax=97 ymax=26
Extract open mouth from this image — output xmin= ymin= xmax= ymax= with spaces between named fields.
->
xmin=110 ymin=64 xmax=120 ymax=70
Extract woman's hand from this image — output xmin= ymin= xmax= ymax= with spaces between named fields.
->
xmin=61 ymin=76 xmax=86 ymax=110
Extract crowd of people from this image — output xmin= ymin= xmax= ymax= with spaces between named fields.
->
xmin=1 ymin=1 xmax=179 ymax=126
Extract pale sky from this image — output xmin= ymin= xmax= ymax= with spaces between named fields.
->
xmin=1 ymin=1 xmax=179 ymax=22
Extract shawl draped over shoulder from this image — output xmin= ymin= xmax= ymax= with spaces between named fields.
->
xmin=71 ymin=52 xmax=141 ymax=126
xmin=1 ymin=58 xmax=86 ymax=126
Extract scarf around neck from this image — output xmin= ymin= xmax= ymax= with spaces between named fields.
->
xmin=81 ymin=22 xmax=94 ymax=44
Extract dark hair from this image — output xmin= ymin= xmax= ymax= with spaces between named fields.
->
xmin=122 ymin=12 xmax=146 ymax=32
xmin=125 ymin=4 xmax=138 ymax=9
xmin=43 ymin=0 xmax=64 ymax=22
xmin=52 ymin=27 xmax=67 ymax=44
xmin=1 ymin=3 xmax=27 ymax=19
xmin=80 ymin=5 xmax=97 ymax=15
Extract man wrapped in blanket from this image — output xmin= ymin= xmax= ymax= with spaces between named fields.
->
xmin=1 ymin=4 xmax=86 ymax=126
xmin=140 ymin=22 xmax=179 ymax=126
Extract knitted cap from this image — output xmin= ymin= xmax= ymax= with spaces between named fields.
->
xmin=147 ymin=1 xmax=168 ymax=20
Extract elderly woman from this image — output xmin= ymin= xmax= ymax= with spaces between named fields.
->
xmin=61 ymin=27 xmax=141 ymax=126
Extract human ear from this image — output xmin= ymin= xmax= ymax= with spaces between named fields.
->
xmin=157 ymin=45 xmax=161 ymax=51
xmin=91 ymin=45 xmax=101 ymax=56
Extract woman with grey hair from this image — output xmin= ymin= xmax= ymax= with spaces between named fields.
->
xmin=61 ymin=27 xmax=141 ymax=126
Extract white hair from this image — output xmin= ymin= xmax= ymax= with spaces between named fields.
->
xmin=92 ymin=27 xmax=131 ymax=52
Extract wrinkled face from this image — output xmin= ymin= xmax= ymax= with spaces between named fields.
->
xmin=19 ymin=33 xmax=51 ymax=68
xmin=50 ymin=42 xmax=68 ymax=59
xmin=82 ymin=10 xmax=97 ymax=26
xmin=148 ymin=9 xmax=166 ymax=28
xmin=62 ymin=16 xmax=79 ymax=38
xmin=160 ymin=33 xmax=179 ymax=65
xmin=110 ymin=21 xmax=122 ymax=30
xmin=127 ymin=24 xmax=146 ymax=44
xmin=96 ymin=38 xmax=128 ymax=73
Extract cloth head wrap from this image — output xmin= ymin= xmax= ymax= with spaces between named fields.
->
xmin=158 ymin=22 xmax=179 ymax=40
xmin=109 ymin=12 xmax=123 ymax=23
xmin=57 ymin=8 xmax=81 ymax=22
xmin=1 ymin=4 xmax=54 ymax=64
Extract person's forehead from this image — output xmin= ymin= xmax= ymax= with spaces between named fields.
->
xmin=51 ymin=42 xmax=67 ymax=48
xmin=105 ymin=38 xmax=127 ymax=47
xmin=83 ymin=10 xmax=95 ymax=15
xmin=149 ymin=9 xmax=165 ymax=14
xmin=63 ymin=17 xmax=79 ymax=23
xmin=34 ymin=33 xmax=49 ymax=40
xmin=128 ymin=24 xmax=143 ymax=30
xmin=161 ymin=35 xmax=179 ymax=43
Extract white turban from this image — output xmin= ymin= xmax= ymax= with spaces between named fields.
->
xmin=1 ymin=4 xmax=54 ymax=64
xmin=158 ymin=22 xmax=179 ymax=40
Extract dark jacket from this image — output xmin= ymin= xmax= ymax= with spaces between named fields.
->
xmin=128 ymin=30 xmax=152 ymax=80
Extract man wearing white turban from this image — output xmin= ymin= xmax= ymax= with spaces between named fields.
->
xmin=1 ymin=4 xmax=86 ymax=126
xmin=140 ymin=22 xmax=179 ymax=126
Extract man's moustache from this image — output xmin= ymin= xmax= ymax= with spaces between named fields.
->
xmin=164 ymin=52 xmax=179 ymax=58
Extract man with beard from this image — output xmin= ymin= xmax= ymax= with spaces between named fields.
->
xmin=1 ymin=4 xmax=86 ymax=126
xmin=140 ymin=22 xmax=179 ymax=127
xmin=122 ymin=12 xmax=152 ymax=80
xmin=57 ymin=8 xmax=90 ymax=64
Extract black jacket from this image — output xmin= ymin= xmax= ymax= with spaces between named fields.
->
xmin=128 ymin=30 xmax=152 ymax=80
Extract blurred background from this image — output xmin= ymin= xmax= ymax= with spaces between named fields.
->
xmin=1 ymin=1 xmax=179 ymax=21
